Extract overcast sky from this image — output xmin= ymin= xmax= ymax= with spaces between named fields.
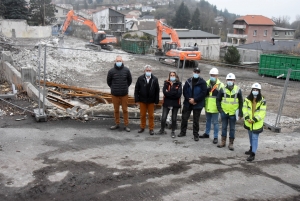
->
xmin=205 ymin=0 xmax=300 ymax=22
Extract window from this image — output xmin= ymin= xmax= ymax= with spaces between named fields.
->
xmin=264 ymin=30 xmax=267 ymax=36
xmin=274 ymin=31 xmax=279 ymax=36
xmin=253 ymin=30 xmax=257 ymax=36
xmin=101 ymin=24 xmax=105 ymax=29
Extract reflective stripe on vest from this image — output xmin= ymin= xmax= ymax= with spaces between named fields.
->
xmin=221 ymin=85 xmax=239 ymax=115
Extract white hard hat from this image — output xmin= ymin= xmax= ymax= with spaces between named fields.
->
xmin=226 ymin=73 xmax=236 ymax=80
xmin=209 ymin=68 xmax=219 ymax=75
xmin=252 ymin=83 xmax=261 ymax=89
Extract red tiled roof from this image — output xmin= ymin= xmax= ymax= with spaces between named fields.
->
xmin=234 ymin=15 xmax=275 ymax=25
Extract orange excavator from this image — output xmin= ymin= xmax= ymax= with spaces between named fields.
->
xmin=155 ymin=20 xmax=201 ymax=67
xmin=60 ymin=10 xmax=117 ymax=51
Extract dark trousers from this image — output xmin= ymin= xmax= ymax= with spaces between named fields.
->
xmin=160 ymin=106 xmax=179 ymax=131
xmin=180 ymin=106 xmax=202 ymax=136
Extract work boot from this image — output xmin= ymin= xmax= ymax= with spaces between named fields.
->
xmin=110 ymin=124 xmax=120 ymax=130
xmin=228 ymin=138 xmax=234 ymax=151
xmin=245 ymin=146 xmax=252 ymax=155
xmin=217 ymin=136 xmax=226 ymax=148
xmin=247 ymin=152 xmax=255 ymax=162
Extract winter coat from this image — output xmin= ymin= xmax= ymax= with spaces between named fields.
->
xmin=182 ymin=77 xmax=207 ymax=109
xmin=162 ymin=80 xmax=182 ymax=108
xmin=134 ymin=74 xmax=160 ymax=104
xmin=243 ymin=97 xmax=267 ymax=133
xmin=107 ymin=63 xmax=132 ymax=96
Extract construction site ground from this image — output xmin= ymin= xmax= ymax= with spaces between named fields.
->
xmin=0 ymin=36 xmax=300 ymax=200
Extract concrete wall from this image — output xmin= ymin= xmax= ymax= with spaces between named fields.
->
xmin=0 ymin=19 xmax=52 ymax=38
xmin=237 ymin=48 xmax=263 ymax=63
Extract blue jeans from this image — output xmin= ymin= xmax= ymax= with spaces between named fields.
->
xmin=248 ymin=130 xmax=259 ymax=153
xmin=221 ymin=112 xmax=236 ymax=139
xmin=205 ymin=112 xmax=219 ymax=138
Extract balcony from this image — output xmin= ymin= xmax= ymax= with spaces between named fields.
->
xmin=233 ymin=24 xmax=246 ymax=29
xmin=228 ymin=33 xmax=248 ymax=39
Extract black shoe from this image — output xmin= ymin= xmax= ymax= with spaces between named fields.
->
xmin=177 ymin=133 xmax=186 ymax=137
xmin=213 ymin=138 xmax=218 ymax=144
xmin=199 ymin=133 xmax=209 ymax=138
xmin=149 ymin=130 xmax=154 ymax=135
xmin=171 ymin=131 xmax=176 ymax=138
xmin=194 ymin=135 xmax=199 ymax=141
xmin=156 ymin=129 xmax=166 ymax=135
xmin=247 ymin=153 xmax=255 ymax=162
xmin=245 ymin=146 xmax=252 ymax=155
xmin=138 ymin=128 xmax=145 ymax=133
xmin=110 ymin=124 xmax=120 ymax=130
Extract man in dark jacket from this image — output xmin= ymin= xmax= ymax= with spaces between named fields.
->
xmin=134 ymin=65 xmax=160 ymax=135
xmin=107 ymin=55 xmax=132 ymax=132
xmin=178 ymin=67 xmax=207 ymax=141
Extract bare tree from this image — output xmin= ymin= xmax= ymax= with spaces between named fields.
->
xmin=272 ymin=16 xmax=291 ymax=27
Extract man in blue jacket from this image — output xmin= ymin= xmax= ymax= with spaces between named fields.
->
xmin=178 ymin=67 xmax=207 ymax=141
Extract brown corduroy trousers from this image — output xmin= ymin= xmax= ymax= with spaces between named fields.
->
xmin=111 ymin=95 xmax=129 ymax=126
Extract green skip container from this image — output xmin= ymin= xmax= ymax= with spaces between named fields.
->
xmin=121 ymin=39 xmax=151 ymax=54
xmin=259 ymin=54 xmax=300 ymax=80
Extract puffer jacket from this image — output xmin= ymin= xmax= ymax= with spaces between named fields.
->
xmin=107 ymin=63 xmax=132 ymax=96
xmin=134 ymin=74 xmax=160 ymax=104
xmin=162 ymin=80 xmax=182 ymax=108
xmin=182 ymin=77 xmax=207 ymax=109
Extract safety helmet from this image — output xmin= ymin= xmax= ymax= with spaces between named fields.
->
xmin=251 ymin=83 xmax=261 ymax=89
xmin=209 ymin=68 xmax=219 ymax=75
xmin=194 ymin=67 xmax=200 ymax=73
xmin=226 ymin=73 xmax=236 ymax=80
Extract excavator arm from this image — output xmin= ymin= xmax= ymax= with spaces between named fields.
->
xmin=61 ymin=10 xmax=98 ymax=35
xmin=156 ymin=20 xmax=181 ymax=50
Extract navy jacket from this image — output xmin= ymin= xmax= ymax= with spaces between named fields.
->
xmin=183 ymin=77 xmax=207 ymax=109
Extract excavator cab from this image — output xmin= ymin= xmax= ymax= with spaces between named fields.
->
xmin=92 ymin=32 xmax=106 ymax=44
xmin=163 ymin=42 xmax=178 ymax=53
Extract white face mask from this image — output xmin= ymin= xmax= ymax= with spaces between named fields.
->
xmin=252 ymin=91 xmax=259 ymax=96
xmin=227 ymin=81 xmax=233 ymax=86
xmin=145 ymin=72 xmax=151 ymax=77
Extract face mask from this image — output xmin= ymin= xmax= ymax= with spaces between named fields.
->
xmin=227 ymin=81 xmax=233 ymax=86
xmin=210 ymin=77 xmax=216 ymax=82
xmin=116 ymin=62 xmax=122 ymax=67
xmin=193 ymin=73 xmax=199 ymax=79
xmin=145 ymin=72 xmax=151 ymax=77
xmin=170 ymin=76 xmax=176 ymax=82
xmin=252 ymin=91 xmax=259 ymax=96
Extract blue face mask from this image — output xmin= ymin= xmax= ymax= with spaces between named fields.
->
xmin=170 ymin=76 xmax=176 ymax=82
xmin=193 ymin=73 xmax=199 ymax=79
xmin=145 ymin=72 xmax=151 ymax=77
xmin=116 ymin=62 xmax=122 ymax=67
xmin=252 ymin=91 xmax=259 ymax=96
xmin=227 ymin=81 xmax=233 ymax=86
xmin=210 ymin=77 xmax=216 ymax=82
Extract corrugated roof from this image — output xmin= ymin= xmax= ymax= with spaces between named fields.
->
xmin=274 ymin=26 xmax=295 ymax=31
xmin=237 ymin=40 xmax=300 ymax=51
xmin=141 ymin=29 xmax=220 ymax=39
xmin=234 ymin=15 xmax=275 ymax=25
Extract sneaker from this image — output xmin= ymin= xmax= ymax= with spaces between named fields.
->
xmin=199 ymin=133 xmax=209 ymax=138
xmin=110 ymin=124 xmax=120 ymax=130
xmin=171 ymin=131 xmax=176 ymax=138
xmin=124 ymin=127 xmax=130 ymax=132
xmin=213 ymin=138 xmax=218 ymax=144
xmin=156 ymin=129 xmax=166 ymax=135
xmin=177 ymin=133 xmax=186 ymax=137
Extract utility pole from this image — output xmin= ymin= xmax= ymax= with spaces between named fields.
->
xmin=211 ymin=27 xmax=214 ymax=34
xmin=226 ymin=28 xmax=230 ymax=44
xmin=43 ymin=0 xmax=45 ymax=26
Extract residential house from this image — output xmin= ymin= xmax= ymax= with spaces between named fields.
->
xmin=127 ymin=10 xmax=142 ymax=18
xmin=237 ymin=40 xmax=300 ymax=63
xmin=92 ymin=8 xmax=125 ymax=34
xmin=138 ymin=15 xmax=155 ymax=22
xmin=135 ymin=3 xmax=142 ymax=9
xmin=54 ymin=4 xmax=73 ymax=24
xmin=214 ymin=16 xmax=224 ymax=24
xmin=127 ymin=29 xmax=221 ymax=60
xmin=228 ymin=15 xmax=276 ymax=45
xmin=125 ymin=15 xmax=138 ymax=23
xmin=273 ymin=27 xmax=295 ymax=40
xmin=142 ymin=6 xmax=156 ymax=12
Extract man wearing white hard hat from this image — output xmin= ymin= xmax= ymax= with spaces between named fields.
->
xmin=216 ymin=73 xmax=243 ymax=150
xmin=242 ymin=83 xmax=267 ymax=161
xmin=199 ymin=67 xmax=224 ymax=144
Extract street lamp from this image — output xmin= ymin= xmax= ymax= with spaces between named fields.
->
xmin=211 ymin=27 xmax=214 ymax=34
xmin=226 ymin=28 xmax=230 ymax=44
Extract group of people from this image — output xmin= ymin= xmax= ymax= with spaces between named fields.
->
xmin=107 ymin=55 xmax=267 ymax=162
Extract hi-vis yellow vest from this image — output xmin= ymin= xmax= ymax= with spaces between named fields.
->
xmin=221 ymin=85 xmax=240 ymax=115
xmin=205 ymin=79 xmax=224 ymax=113
xmin=243 ymin=98 xmax=267 ymax=133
